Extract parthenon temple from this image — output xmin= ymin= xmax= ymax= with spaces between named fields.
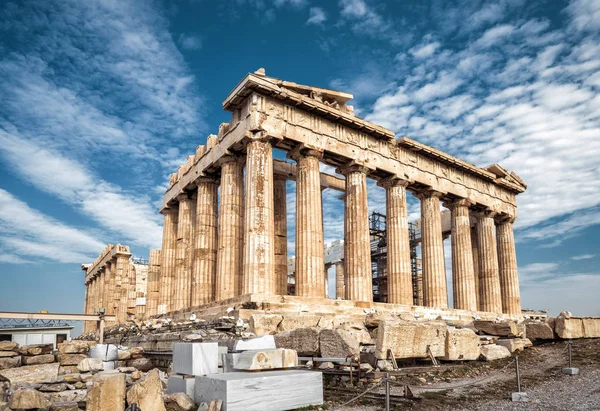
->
xmin=83 ymin=69 xmax=527 ymax=328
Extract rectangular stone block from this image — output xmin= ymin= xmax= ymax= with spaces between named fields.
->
xmin=194 ymin=371 xmax=323 ymax=411
xmin=555 ymin=317 xmax=584 ymax=339
xmin=231 ymin=349 xmax=298 ymax=371
xmin=59 ymin=354 xmax=87 ymax=366
xmin=443 ymin=327 xmax=480 ymax=361
xmin=168 ymin=375 xmax=195 ymax=398
xmin=233 ymin=335 xmax=276 ymax=351
xmin=375 ymin=321 xmax=446 ymax=359
xmin=172 ymin=343 xmax=218 ymax=376
xmin=22 ymin=354 xmax=55 ymax=365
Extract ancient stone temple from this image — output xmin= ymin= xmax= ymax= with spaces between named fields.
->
xmin=87 ymin=69 xmax=527 ymax=327
xmin=82 ymin=244 xmax=148 ymax=332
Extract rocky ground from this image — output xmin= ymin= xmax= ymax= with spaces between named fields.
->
xmin=324 ymin=338 xmax=600 ymax=411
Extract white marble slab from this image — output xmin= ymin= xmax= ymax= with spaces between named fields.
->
xmin=194 ymin=370 xmax=323 ymax=411
xmin=233 ymin=335 xmax=276 ymax=351
xmin=172 ymin=343 xmax=218 ymax=376
xmin=218 ymin=346 xmax=228 ymax=367
xmin=233 ymin=349 xmax=298 ymax=370
xmin=168 ymin=375 xmax=195 ymax=398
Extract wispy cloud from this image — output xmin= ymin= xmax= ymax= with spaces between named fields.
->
xmin=571 ymin=254 xmax=596 ymax=261
xmin=306 ymin=7 xmax=327 ymax=25
xmin=178 ymin=33 xmax=203 ymax=50
xmin=0 ymin=189 xmax=105 ymax=264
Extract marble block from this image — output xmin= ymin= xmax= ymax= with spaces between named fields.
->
xmin=218 ymin=346 xmax=228 ymax=367
xmin=233 ymin=336 xmax=276 ymax=351
xmin=168 ymin=375 xmax=195 ymax=398
xmin=233 ymin=349 xmax=298 ymax=370
xmin=172 ymin=343 xmax=218 ymax=376
xmin=194 ymin=370 xmax=323 ymax=411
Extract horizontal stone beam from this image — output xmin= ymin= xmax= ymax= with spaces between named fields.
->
xmin=272 ymin=159 xmax=345 ymax=192
xmin=84 ymin=244 xmax=131 ymax=284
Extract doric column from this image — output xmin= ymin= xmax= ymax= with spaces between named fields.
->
xmin=339 ymin=164 xmax=372 ymax=302
xmin=475 ymin=210 xmax=502 ymax=313
xmin=380 ymin=178 xmax=412 ymax=305
xmin=191 ymin=179 xmax=219 ymax=306
xmin=274 ymin=176 xmax=288 ymax=295
xmin=335 ymin=261 xmax=345 ymax=299
xmin=215 ymin=156 xmax=245 ymax=300
xmin=471 ymin=226 xmax=481 ymax=310
xmin=97 ymin=269 xmax=105 ymax=312
xmin=146 ymin=250 xmax=161 ymax=317
xmin=447 ymin=199 xmax=477 ymax=311
xmin=417 ymin=190 xmax=448 ymax=308
xmin=115 ymin=254 xmax=130 ymax=323
xmin=83 ymin=283 xmax=90 ymax=333
xmin=158 ymin=207 xmax=178 ymax=314
xmin=496 ymin=216 xmax=521 ymax=315
xmin=105 ymin=262 xmax=115 ymax=315
xmin=127 ymin=262 xmax=137 ymax=315
xmin=292 ymin=148 xmax=325 ymax=298
xmin=174 ymin=193 xmax=196 ymax=311
xmin=243 ymin=135 xmax=276 ymax=295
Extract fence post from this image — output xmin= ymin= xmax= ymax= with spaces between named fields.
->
xmin=562 ymin=340 xmax=580 ymax=375
xmin=511 ymin=354 xmax=529 ymax=402
xmin=385 ymin=372 xmax=390 ymax=411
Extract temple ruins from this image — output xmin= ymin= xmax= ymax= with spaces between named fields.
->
xmin=83 ymin=68 xmax=528 ymax=331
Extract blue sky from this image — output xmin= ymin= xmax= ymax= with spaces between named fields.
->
xmin=1 ymin=0 xmax=599 ymax=326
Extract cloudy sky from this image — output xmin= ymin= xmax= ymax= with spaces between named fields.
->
xmin=1 ymin=0 xmax=599 ymax=324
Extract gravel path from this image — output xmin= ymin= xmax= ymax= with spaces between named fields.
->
xmin=325 ymin=339 xmax=600 ymax=411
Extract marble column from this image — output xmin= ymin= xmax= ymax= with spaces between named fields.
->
xmin=381 ymin=178 xmax=412 ymax=305
xmin=417 ymin=190 xmax=448 ymax=308
xmin=192 ymin=179 xmax=219 ymax=306
xmin=105 ymin=262 xmax=115 ymax=315
xmin=115 ymin=254 xmax=130 ymax=323
xmin=83 ymin=283 xmax=90 ymax=333
xmin=335 ymin=261 xmax=345 ymax=299
xmin=341 ymin=165 xmax=372 ymax=302
xmin=448 ymin=199 xmax=477 ymax=311
xmin=158 ymin=207 xmax=178 ymax=314
xmin=243 ymin=136 xmax=276 ymax=295
xmin=146 ymin=250 xmax=161 ymax=317
xmin=174 ymin=193 xmax=196 ymax=311
xmin=97 ymin=269 xmax=105 ymax=312
xmin=471 ymin=226 xmax=481 ymax=310
xmin=496 ymin=216 xmax=521 ymax=315
xmin=274 ymin=176 xmax=288 ymax=295
xmin=294 ymin=149 xmax=325 ymax=298
xmin=475 ymin=210 xmax=502 ymax=313
xmin=127 ymin=262 xmax=137 ymax=315
xmin=216 ymin=157 xmax=245 ymax=300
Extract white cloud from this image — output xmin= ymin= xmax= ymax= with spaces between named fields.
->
xmin=0 ymin=189 xmax=105 ymax=263
xmin=571 ymin=254 xmax=596 ymax=261
xmin=274 ymin=0 xmax=306 ymax=7
xmin=306 ymin=7 xmax=327 ymax=25
xmin=412 ymin=72 xmax=463 ymax=103
xmin=475 ymin=24 xmax=515 ymax=48
xmin=410 ymin=41 xmax=440 ymax=59
xmin=340 ymin=0 xmax=368 ymax=18
xmin=178 ymin=33 xmax=202 ymax=50
xmin=566 ymin=0 xmax=600 ymax=32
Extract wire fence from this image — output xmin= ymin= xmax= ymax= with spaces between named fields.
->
xmin=329 ymin=338 xmax=598 ymax=411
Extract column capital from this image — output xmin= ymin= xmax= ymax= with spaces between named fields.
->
xmin=442 ymin=197 xmax=473 ymax=209
xmin=243 ymin=130 xmax=281 ymax=144
xmin=335 ymin=161 xmax=371 ymax=176
xmin=286 ymin=144 xmax=324 ymax=162
xmin=176 ymin=192 xmax=195 ymax=203
xmin=472 ymin=208 xmax=499 ymax=219
xmin=413 ymin=188 xmax=444 ymax=200
xmin=377 ymin=176 xmax=411 ymax=189
xmin=495 ymin=213 xmax=516 ymax=224
xmin=160 ymin=206 xmax=179 ymax=216
xmin=217 ymin=154 xmax=245 ymax=168
xmin=193 ymin=175 xmax=220 ymax=186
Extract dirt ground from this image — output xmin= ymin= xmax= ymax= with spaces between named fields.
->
xmin=323 ymin=339 xmax=600 ymax=411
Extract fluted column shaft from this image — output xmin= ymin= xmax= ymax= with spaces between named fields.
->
xmin=174 ymin=194 xmax=196 ymax=311
xmin=192 ymin=180 xmax=219 ymax=306
xmin=335 ymin=261 xmax=345 ymax=299
xmin=98 ymin=269 xmax=105 ymax=312
xmin=382 ymin=179 xmax=412 ymax=305
xmin=342 ymin=166 xmax=372 ymax=302
xmin=274 ymin=176 xmax=288 ymax=295
xmin=243 ymin=137 xmax=276 ymax=295
xmin=419 ymin=190 xmax=448 ymax=308
xmin=158 ymin=208 xmax=178 ymax=314
xmin=115 ymin=254 xmax=130 ymax=323
xmin=216 ymin=158 xmax=245 ymax=300
xmin=83 ymin=284 xmax=90 ymax=333
xmin=294 ymin=151 xmax=325 ymax=297
xmin=471 ymin=227 xmax=481 ymax=310
xmin=105 ymin=262 xmax=115 ymax=315
xmin=449 ymin=200 xmax=477 ymax=311
xmin=496 ymin=218 xmax=521 ymax=315
xmin=476 ymin=212 xmax=502 ymax=313
xmin=127 ymin=261 xmax=137 ymax=314
xmin=146 ymin=250 xmax=161 ymax=317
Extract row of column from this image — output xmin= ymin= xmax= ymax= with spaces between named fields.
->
xmin=154 ymin=133 xmax=521 ymax=316
xmin=83 ymin=253 xmax=132 ymax=331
